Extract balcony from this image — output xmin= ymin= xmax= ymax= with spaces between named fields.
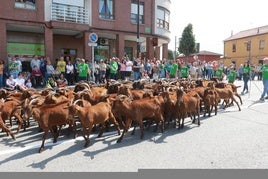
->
xmin=51 ymin=3 xmax=89 ymax=24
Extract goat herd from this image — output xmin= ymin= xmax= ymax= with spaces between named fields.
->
xmin=0 ymin=78 xmax=242 ymax=153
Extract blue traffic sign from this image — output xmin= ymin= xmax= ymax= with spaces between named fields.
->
xmin=89 ymin=33 xmax=98 ymax=43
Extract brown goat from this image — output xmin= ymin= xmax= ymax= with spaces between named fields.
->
xmin=176 ymin=88 xmax=201 ymax=129
xmin=68 ymin=101 xmax=121 ymax=148
xmin=203 ymin=87 xmax=218 ymax=117
xmin=32 ymin=101 xmax=75 ymax=153
xmin=111 ymin=95 xmax=164 ymax=143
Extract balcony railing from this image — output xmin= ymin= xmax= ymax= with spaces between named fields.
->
xmin=51 ymin=3 xmax=89 ymax=24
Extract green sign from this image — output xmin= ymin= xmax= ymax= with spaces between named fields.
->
xmin=7 ymin=42 xmax=45 ymax=56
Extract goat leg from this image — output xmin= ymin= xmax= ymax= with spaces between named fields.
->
xmin=39 ymin=130 xmax=48 ymax=153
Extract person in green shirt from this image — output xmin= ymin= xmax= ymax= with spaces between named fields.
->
xmin=109 ymin=57 xmax=118 ymax=80
xmin=77 ymin=59 xmax=89 ymax=81
xmin=228 ymin=66 xmax=237 ymax=83
xmin=214 ymin=67 xmax=224 ymax=80
xmin=169 ymin=60 xmax=178 ymax=78
xmin=259 ymin=57 xmax=268 ymax=101
xmin=241 ymin=62 xmax=251 ymax=95
xmin=180 ymin=65 xmax=189 ymax=78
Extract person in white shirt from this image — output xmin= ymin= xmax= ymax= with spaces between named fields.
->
xmin=15 ymin=72 xmax=27 ymax=91
xmin=65 ymin=60 xmax=74 ymax=85
xmin=125 ymin=57 xmax=133 ymax=81
xmin=25 ymin=78 xmax=32 ymax=89
xmin=30 ymin=55 xmax=41 ymax=71
xmin=5 ymin=74 xmax=17 ymax=90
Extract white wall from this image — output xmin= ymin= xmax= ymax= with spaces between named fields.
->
xmin=154 ymin=0 xmax=171 ymax=39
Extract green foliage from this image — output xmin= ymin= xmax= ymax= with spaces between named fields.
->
xmin=178 ymin=23 xmax=196 ymax=58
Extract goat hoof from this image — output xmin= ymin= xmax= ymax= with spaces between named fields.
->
xmin=116 ymin=139 xmax=122 ymax=143
xmin=39 ymin=147 xmax=44 ymax=153
xmin=84 ymin=142 xmax=89 ymax=148
xmin=11 ymin=134 xmax=16 ymax=140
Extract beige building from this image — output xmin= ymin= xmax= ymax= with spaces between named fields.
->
xmin=223 ymin=25 xmax=268 ymax=67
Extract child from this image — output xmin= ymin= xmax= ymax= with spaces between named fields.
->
xmin=46 ymin=77 xmax=56 ymax=89
xmin=25 ymin=78 xmax=33 ymax=89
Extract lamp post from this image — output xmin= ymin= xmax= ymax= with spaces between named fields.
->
xmin=136 ymin=0 xmax=140 ymax=58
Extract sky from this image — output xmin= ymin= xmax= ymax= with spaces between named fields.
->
xmin=169 ymin=0 xmax=267 ymax=55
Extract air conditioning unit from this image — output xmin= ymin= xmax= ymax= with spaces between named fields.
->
xmin=99 ymin=38 xmax=109 ymax=45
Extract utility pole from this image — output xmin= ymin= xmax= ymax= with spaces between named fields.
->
xmin=136 ymin=0 xmax=140 ymax=58
xmin=174 ymin=36 xmax=177 ymax=60
xmin=247 ymin=41 xmax=251 ymax=64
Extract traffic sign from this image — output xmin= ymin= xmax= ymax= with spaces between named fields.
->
xmin=88 ymin=42 xmax=97 ymax=46
xmin=89 ymin=33 xmax=98 ymax=43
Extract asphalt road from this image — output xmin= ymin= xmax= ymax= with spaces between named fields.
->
xmin=0 ymin=80 xmax=268 ymax=172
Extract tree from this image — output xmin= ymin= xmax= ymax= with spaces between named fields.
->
xmin=178 ymin=23 xmax=196 ymax=63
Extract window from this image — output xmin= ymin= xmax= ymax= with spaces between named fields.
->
xmin=131 ymin=0 xmax=144 ymax=24
xmin=232 ymin=44 xmax=236 ymax=52
xmin=99 ymin=0 xmax=114 ymax=20
xmin=61 ymin=48 xmax=77 ymax=56
xmin=259 ymin=40 xmax=265 ymax=49
xmin=15 ymin=0 xmax=36 ymax=10
xmin=156 ymin=6 xmax=170 ymax=30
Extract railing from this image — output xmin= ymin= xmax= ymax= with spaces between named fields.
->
xmin=51 ymin=3 xmax=89 ymax=24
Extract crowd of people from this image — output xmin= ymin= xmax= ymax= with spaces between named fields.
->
xmin=0 ymin=55 xmax=268 ymax=101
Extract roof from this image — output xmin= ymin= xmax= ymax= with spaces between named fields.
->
xmin=197 ymin=50 xmax=222 ymax=56
xmin=178 ymin=50 xmax=223 ymax=57
xmin=224 ymin=25 xmax=268 ymax=41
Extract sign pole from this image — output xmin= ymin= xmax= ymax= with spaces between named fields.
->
xmin=92 ymin=46 xmax=95 ymax=82
xmin=88 ymin=32 xmax=98 ymax=83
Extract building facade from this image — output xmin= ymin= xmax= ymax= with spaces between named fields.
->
xmin=0 ymin=0 xmax=171 ymax=67
xmin=223 ymin=25 xmax=268 ymax=67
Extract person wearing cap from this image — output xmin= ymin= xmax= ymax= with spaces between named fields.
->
xmin=259 ymin=57 xmax=268 ymax=101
